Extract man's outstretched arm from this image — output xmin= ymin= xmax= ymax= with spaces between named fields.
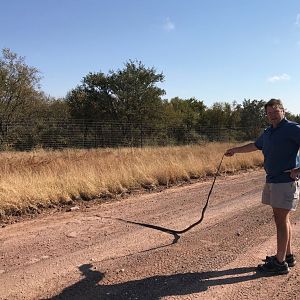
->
xmin=225 ymin=143 xmax=259 ymax=157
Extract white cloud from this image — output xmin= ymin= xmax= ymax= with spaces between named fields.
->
xmin=295 ymin=13 xmax=300 ymax=26
xmin=163 ymin=18 xmax=175 ymax=32
xmin=267 ymin=73 xmax=291 ymax=83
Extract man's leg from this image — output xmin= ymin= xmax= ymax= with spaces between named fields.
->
xmin=273 ymin=207 xmax=291 ymax=262
xmin=286 ymin=218 xmax=292 ymax=256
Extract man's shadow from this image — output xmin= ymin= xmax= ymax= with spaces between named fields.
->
xmin=48 ymin=263 xmax=264 ymax=300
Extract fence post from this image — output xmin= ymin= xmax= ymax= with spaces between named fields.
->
xmin=140 ymin=123 xmax=143 ymax=148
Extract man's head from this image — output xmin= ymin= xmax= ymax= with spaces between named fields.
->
xmin=264 ymin=98 xmax=285 ymax=127
xmin=264 ymin=98 xmax=284 ymax=112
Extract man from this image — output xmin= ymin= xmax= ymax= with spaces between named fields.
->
xmin=225 ymin=99 xmax=300 ymax=275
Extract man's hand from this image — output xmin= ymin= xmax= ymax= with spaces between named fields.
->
xmin=225 ymin=148 xmax=236 ymax=157
xmin=290 ymin=168 xmax=300 ymax=180
xmin=225 ymin=143 xmax=257 ymax=157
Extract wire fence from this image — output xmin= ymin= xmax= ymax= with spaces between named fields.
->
xmin=0 ymin=119 xmax=263 ymax=151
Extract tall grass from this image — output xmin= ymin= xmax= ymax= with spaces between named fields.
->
xmin=0 ymin=143 xmax=263 ymax=215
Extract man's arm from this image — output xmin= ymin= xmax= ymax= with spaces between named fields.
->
xmin=288 ymin=148 xmax=300 ymax=180
xmin=286 ymin=168 xmax=300 ymax=180
xmin=225 ymin=142 xmax=259 ymax=157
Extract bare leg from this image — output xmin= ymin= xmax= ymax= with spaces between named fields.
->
xmin=286 ymin=219 xmax=292 ymax=256
xmin=273 ymin=207 xmax=290 ymax=262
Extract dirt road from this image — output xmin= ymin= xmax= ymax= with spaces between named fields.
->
xmin=1 ymin=170 xmax=300 ymax=299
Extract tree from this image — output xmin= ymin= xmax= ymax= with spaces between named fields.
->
xmin=66 ymin=60 xmax=166 ymax=147
xmin=228 ymin=101 xmax=242 ymax=128
xmin=66 ymin=60 xmax=165 ymax=126
xmin=161 ymin=97 xmax=206 ymax=144
xmin=285 ymin=111 xmax=300 ymax=124
xmin=0 ymin=48 xmax=42 ymax=143
xmin=164 ymin=97 xmax=206 ymax=128
xmin=240 ymin=99 xmax=266 ymax=126
xmin=240 ymin=99 xmax=267 ymax=139
xmin=203 ymin=102 xmax=233 ymax=128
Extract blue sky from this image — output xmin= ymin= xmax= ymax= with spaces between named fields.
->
xmin=1 ymin=0 xmax=300 ymax=114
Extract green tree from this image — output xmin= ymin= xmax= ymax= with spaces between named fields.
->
xmin=66 ymin=60 xmax=165 ymax=126
xmin=240 ymin=99 xmax=267 ymax=139
xmin=66 ymin=60 xmax=166 ymax=147
xmin=161 ymin=97 xmax=206 ymax=144
xmin=226 ymin=101 xmax=242 ymax=128
xmin=0 ymin=48 xmax=42 ymax=143
xmin=163 ymin=97 xmax=206 ymax=128
xmin=203 ymin=102 xmax=233 ymax=128
xmin=240 ymin=99 xmax=266 ymax=127
xmin=285 ymin=111 xmax=300 ymax=124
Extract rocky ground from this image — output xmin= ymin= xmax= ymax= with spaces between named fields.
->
xmin=1 ymin=170 xmax=300 ymax=299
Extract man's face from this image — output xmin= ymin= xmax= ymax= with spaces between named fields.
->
xmin=265 ymin=105 xmax=285 ymax=125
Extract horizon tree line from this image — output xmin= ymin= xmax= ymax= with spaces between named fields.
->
xmin=1 ymin=48 xmax=299 ymax=150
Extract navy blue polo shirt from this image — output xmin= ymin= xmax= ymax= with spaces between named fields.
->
xmin=255 ymin=118 xmax=300 ymax=183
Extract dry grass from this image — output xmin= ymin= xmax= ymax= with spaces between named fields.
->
xmin=0 ymin=142 xmax=263 ymax=215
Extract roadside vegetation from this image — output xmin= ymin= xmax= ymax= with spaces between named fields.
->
xmin=0 ymin=48 xmax=270 ymax=218
xmin=1 ymin=48 xmax=300 ymax=151
xmin=0 ymin=143 xmax=263 ymax=216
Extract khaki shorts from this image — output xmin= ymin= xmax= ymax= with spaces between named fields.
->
xmin=262 ymin=181 xmax=299 ymax=211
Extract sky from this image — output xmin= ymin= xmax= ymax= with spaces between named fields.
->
xmin=1 ymin=0 xmax=300 ymax=114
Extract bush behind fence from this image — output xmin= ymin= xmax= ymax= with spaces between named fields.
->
xmin=0 ymin=119 xmax=263 ymax=151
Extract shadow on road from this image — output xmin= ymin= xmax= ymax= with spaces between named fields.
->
xmin=47 ymin=263 xmax=263 ymax=300
xmin=103 ymin=216 xmax=181 ymax=244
